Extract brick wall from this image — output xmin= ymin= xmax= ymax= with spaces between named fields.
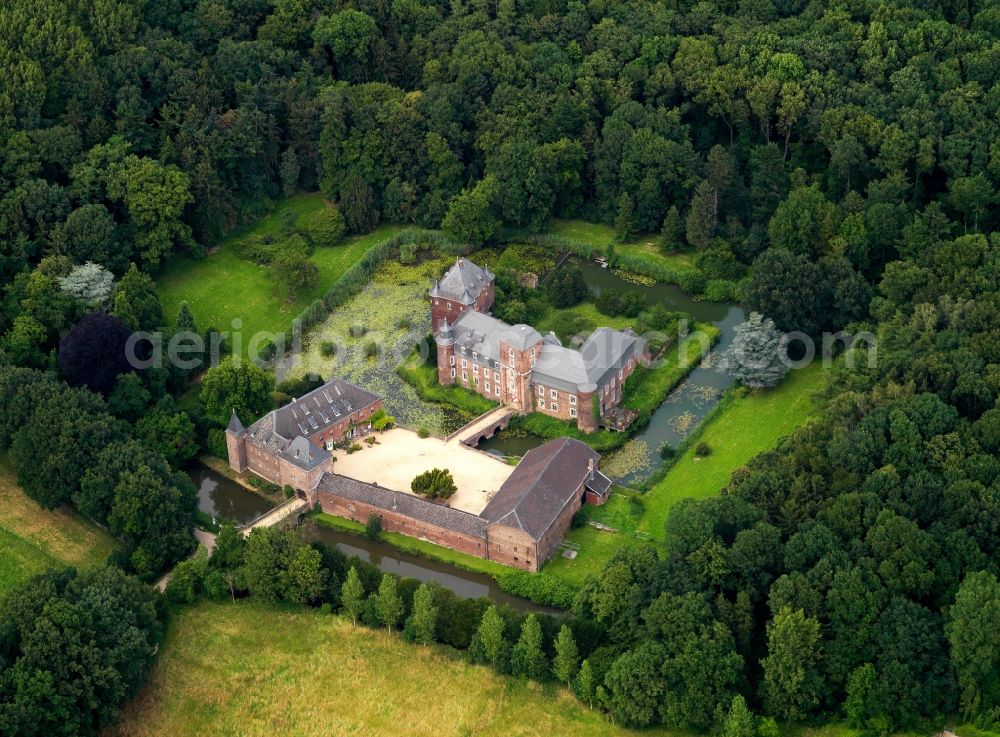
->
xmin=318 ymin=490 xmax=488 ymax=558
xmin=485 ymin=524 xmax=540 ymax=571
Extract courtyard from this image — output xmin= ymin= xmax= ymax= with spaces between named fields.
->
xmin=330 ymin=428 xmax=514 ymax=515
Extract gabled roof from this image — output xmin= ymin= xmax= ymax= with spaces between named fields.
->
xmin=481 ymin=437 xmax=600 ymax=541
xmin=243 ymin=377 xmax=381 ymax=471
xmin=429 ymin=258 xmax=494 ymax=305
xmin=272 ymin=378 xmax=380 ymax=440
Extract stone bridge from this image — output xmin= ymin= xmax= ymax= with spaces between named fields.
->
xmin=446 ymin=406 xmax=515 ymax=447
xmin=241 ymin=497 xmax=309 ymax=535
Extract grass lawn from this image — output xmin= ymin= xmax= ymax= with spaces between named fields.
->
xmin=111 ymin=600 xmax=694 ymax=737
xmin=547 ymin=218 xmax=698 ymax=275
xmin=156 ymin=192 xmax=407 ymax=343
xmin=637 ymin=362 xmax=826 ymax=540
xmin=542 ymin=491 xmax=645 ymax=584
xmin=0 ymin=458 xmax=117 ymax=597
xmin=542 ymin=364 xmax=825 ymax=582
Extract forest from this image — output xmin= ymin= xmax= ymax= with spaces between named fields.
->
xmin=0 ymin=0 xmax=999 ymax=735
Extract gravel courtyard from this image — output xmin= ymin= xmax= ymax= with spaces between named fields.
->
xmin=330 ymin=428 xmax=514 ymax=515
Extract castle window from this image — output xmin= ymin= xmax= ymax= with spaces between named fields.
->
xmin=570 ymin=408 xmax=577 ymax=418
xmin=539 ymin=400 xmax=545 ymax=409
xmin=473 ymin=351 xmax=478 ymax=359
xmin=551 ymin=404 xmax=558 ymax=412
xmin=473 ymin=364 xmax=478 ymax=374
xmin=538 ymin=385 xmax=544 ymax=396
xmin=619 ymin=369 xmax=623 ymax=380
xmin=485 ymin=382 xmax=490 ymax=393
xmin=551 ymin=388 xmax=558 ymax=399
xmin=495 ymin=385 xmax=501 ymax=396
xmin=474 ymin=377 xmax=479 ymax=386
xmin=450 ymin=355 xmax=455 ymax=366
xmin=570 ymin=395 xmax=576 ymax=405
xmin=462 ymin=371 xmax=468 ymax=381
xmin=462 ymin=359 xmax=467 ymax=368
xmin=494 ymin=371 xmax=500 ymax=381
xmin=451 ymin=368 xmax=456 ymax=378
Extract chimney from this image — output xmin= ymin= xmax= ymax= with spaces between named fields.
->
xmin=587 ymin=458 xmax=595 ymax=480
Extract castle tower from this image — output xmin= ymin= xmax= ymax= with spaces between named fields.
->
xmin=576 ymin=384 xmax=599 ymax=433
xmin=226 ymin=409 xmax=248 ymax=473
xmin=436 ymin=319 xmax=456 ymax=385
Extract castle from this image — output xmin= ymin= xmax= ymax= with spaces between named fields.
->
xmin=430 ymin=258 xmax=651 ymax=432
xmin=226 ymin=374 xmax=612 ymax=572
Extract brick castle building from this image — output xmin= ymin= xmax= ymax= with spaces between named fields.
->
xmin=225 ymin=375 xmax=612 ymax=571
xmin=430 ymin=257 xmax=651 ymax=432
xmin=226 ymin=378 xmax=382 ymax=490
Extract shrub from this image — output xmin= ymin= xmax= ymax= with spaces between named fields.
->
xmin=399 ymin=241 xmax=418 ymax=264
xmin=363 ymin=341 xmax=378 ymax=359
xmin=493 ymin=570 xmax=579 ymax=609
xmin=571 ymin=510 xmax=589 ymax=528
xmin=283 ymin=484 xmax=295 ymax=499
xmin=307 ymin=205 xmax=346 ymax=247
xmin=705 ymin=278 xmax=740 ymax=302
xmin=349 ymin=325 xmax=367 ymax=338
xmin=319 ymin=340 xmax=336 ymax=357
xmin=397 ymin=317 xmax=411 ymax=330
xmin=695 ymin=441 xmax=712 ymax=457
xmin=365 ymin=436 xmax=376 ymax=446
xmin=417 ymin=427 xmax=430 ymax=439
xmin=365 ymin=513 xmax=382 ymax=541
xmin=345 ymin=442 xmax=363 ymax=454
xmin=658 ymin=442 xmax=676 ymax=460
xmin=411 ymin=468 xmax=457 ymax=499
xmin=246 ymin=475 xmax=263 ymax=488
xmin=257 ymin=338 xmax=278 ymax=362
xmin=678 ymin=269 xmax=708 ymax=296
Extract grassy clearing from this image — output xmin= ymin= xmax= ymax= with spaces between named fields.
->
xmin=637 ymin=363 xmax=826 ymax=540
xmin=0 ymin=458 xmax=117 ymax=597
xmin=542 ymin=491 xmax=645 ymax=584
xmin=542 ymin=365 xmax=825 ymax=582
xmin=547 ymin=218 xmax=697 ymax=275
xmin=111 ymin=600 xmax=694 ymax=737
xmin=156 ymin=192 xmax=406 ymax=341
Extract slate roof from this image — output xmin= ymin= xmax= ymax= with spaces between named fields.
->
xmin=242 ymin=377 xmax=380 ymax=471
xmin=273 ymin=378 xmax=380 ymax=440
xmin=316 ymin=473 xmax=489 ymax=539
xmin=429 ymin=258 xmax=494 ymax=305
xmin=481 ymin=437 xmax=601 ymax=541
xmin=227 ymin=409 xmax=245 ymax=435
xmin=450 ymin=311 xmax=646 ymax=394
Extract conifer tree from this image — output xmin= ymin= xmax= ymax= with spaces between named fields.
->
xmin=404 ymin=583 xmax=438 ymax=645
xmin=375 ymin=574 xmax=404 ymax=632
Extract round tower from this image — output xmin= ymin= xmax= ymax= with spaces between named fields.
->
xmin=577 ymin=383 xmax=599 ymax=433
xmin=436 ymin=319 xmax=456 ymax=385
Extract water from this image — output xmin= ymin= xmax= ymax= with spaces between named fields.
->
xmin=189 ymin=465 xmax=275 ymax=526
xmin=477 ymin=257 xmax=745 ymax=484
xmin=304 ymin=522 xmax=553 ymax=613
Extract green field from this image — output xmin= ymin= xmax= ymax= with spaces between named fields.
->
xmin=156 ymin=192 xmax=406 ymax=341
xmin=110 ymin=600 xmax=690 ymax=737
xmin=0 ymin=458 xmax=117 ymax=597
xmin=543 ymin=364 xmax=826 ymax=582
xmin=637 ymin=363 xmax=826 ymax=540
xmin=547 ymin=218 xmax=698 ymax=276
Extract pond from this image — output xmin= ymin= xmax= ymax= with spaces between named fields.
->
xmin=189 ymin=464 xmax=275 ymax=526
xmin=477 ymin=257 xmax=746 ymax=485
xmin=303 ymin=522 xmax=553 ymax=613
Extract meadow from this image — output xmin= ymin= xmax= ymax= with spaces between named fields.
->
xmin=110 ymin=600 xmax=692 ymax=737
xmin=156 ymin=192 xmax=407 ymax=341
xmin=0 ymin=458 xmax=117 ymax=596
xmin=637 ymin=362 xmax=826 ymax=540
xmin=543 ymin=363 xmax=826 ymax=583
xmin=546 ymin=219 xmax=698 ymax=277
